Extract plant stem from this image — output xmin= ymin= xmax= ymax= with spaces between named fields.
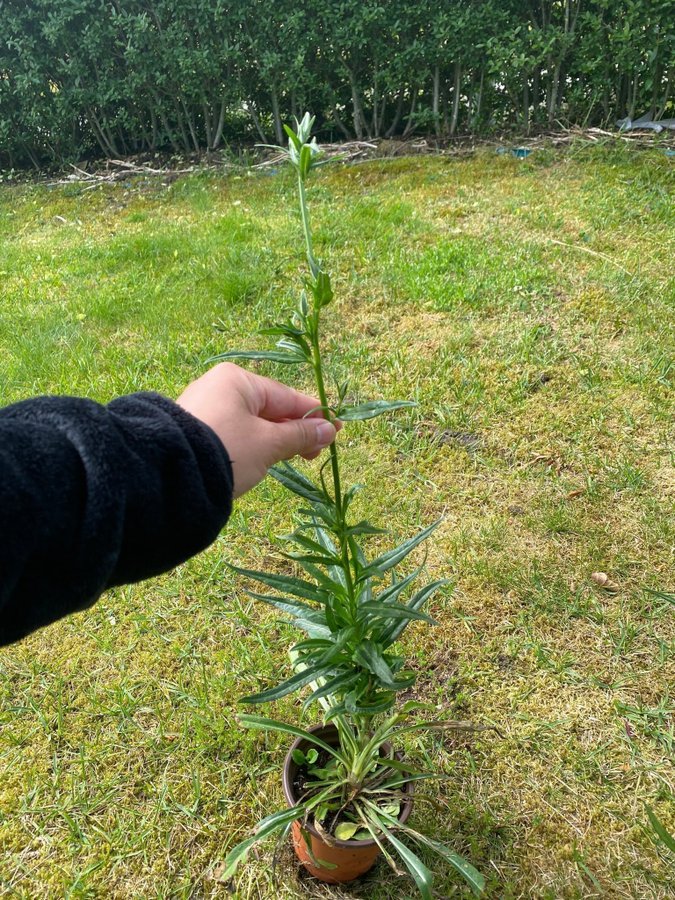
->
xmin=298 ymin=175 xmax=319 ymax=278
xmin=297 ymin=170 xmax=357 ymax=616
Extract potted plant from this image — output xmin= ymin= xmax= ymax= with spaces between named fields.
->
xmin=214 ymin=114 xmax=485 ymax=897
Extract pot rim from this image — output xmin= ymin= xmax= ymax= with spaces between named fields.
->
xmin=282 ymin=722 xmax=415 ymax=850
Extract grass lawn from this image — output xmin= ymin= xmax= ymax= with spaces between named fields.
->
xmin=0 ymin=145 xmax=673 ymax=899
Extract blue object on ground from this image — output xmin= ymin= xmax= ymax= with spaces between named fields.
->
xmin=665 ymin=149 xmax=675 ymax=157
xmin=496 ymin=147 xmax=532 ymax=158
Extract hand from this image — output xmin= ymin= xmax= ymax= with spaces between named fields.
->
xmin=177 ymin=363 xmax=339 ymax=499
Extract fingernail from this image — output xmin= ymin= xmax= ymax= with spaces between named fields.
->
xmin=315 ymin=421 xmax=335 ymax=448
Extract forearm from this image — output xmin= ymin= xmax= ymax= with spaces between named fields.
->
xmin=0 ymin=393 xmax=233 ymax=646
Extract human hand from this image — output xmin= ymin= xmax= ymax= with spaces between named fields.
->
xmin=177 ymin=363 xmax=339 ymax=499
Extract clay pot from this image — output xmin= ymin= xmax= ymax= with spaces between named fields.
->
xmin=282 ymin=723 xmax=414 ymax=884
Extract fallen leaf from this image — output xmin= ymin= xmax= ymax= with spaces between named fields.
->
xmin=566 ymin=489 xmax=585 ymax=499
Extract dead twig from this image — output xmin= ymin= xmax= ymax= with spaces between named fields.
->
xmin=547 ymin=237 xmax=633 ymax=276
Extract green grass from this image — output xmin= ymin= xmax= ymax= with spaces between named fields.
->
xmin=1 ymin=146 xmax=674 ymax=898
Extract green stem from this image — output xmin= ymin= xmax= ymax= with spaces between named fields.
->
xmin=297 ymin=170 xmax=357 ymax=617
xmin=298 ymin=175 xmax=319 ymax=278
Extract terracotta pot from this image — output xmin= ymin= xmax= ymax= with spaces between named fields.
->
xmin=282 ymin=723 xmax=414 ymax=884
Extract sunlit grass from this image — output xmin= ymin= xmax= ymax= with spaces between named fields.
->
xmin=0 ymin=147 xmax=673 ymax=898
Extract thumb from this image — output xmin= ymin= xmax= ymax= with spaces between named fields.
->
xmin=269 ymin=417 xmax=337 ymax=463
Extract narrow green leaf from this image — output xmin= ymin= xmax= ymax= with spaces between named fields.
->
xmin=283 ymin=124 xmax=301 ymax=151
xmin=220 ymin=805 xmax=305 ymax=880
xmin=238 ymin=715 xmax=347 ymax=763
xmin=397 ymin=824 xmax=485 ymax=896
xmin=359 ymin=520 xmax=441 ymax=581
xmin=286 ymin=531 xmax=341 ymax=563
xmin=323 ymin=703 xmax=348 ymax=723
xmin=336 ymin=400 xmax=418 ymax=421
xmin=240 ymin=663 xmax=336 ymax=704
xmin=312 ymin=524 xmax=348 ymax=589
xmin=298 ymin=503 xmax=337 ymax=528
xmin=374 ymin=566 xmax=423 ymax=606
xmin=297 ymin=620 xmax=332 ymax=639
xmin=207 ymin=349 xmax=305 ymax=365
xmin=291 ymin=559 xmax=350 ymax=604
xmin=254 ymin=142 xmax=287 ymax=154
xmin=371 ymin=756 xmax=418 ymax=774
xmin=270 ymin=462 xmax=330 ymax=505
xmin=231 ymin=565 xmax=330 ymax=603
xmin=244 ymin=592 xmax=326 ymax=624
xmin=367 ymin=812 xmax=434 ymax=900
xmin=345 ymin=692 xmax=395 ymax=715
xmin=346 ymin=521 xmax=388 ymax=536
xmin=276 ymin=335 xmax=311 ymax=359
xmin=259 ymin=323 xmax=306 ymax=338
xmin=645 ymin=588 xmax=675 ymax=606
xmin=292 ymin=638 xmax=333 ymax=653
xmin=381 ymin=579 xmax=450 ymax=647
xmin=353 ymin=641 xmax=396 ymax=685
xmin=286 ymin=551 xmax=343 ymax=568
xmin=367 ymin=772 xmax=445 ymax=792
xmin=372 ymin=801 xmax=485 ymax=895
xmin=304 ymin=671 xmax=361 ymax=707
xmin=646 ymin=805 xmax=675 ymax=853
xmin=358 ymin=602 xmax=437 ymax=627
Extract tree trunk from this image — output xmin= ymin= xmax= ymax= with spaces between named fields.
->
xmin=150 ymin=106 xmax=159 ymax=150
xmin=450 ymin=61 xmax=461 ymax=136
xmin=212 ymin=98 xmax=227 ymax=149
xmin=657 ymin=67 xmax=673 ymax=120
xmin=471 ymin=69 xmax=485 ymax=129
xmin=151 ymin=93 xmax=181 ymax=153
xmin=432 ymin=65 xmax=441 ymax=136
xmin=172 ymin=99 xmax=193 ymax=152
xmin=650 ymin=59 xmax=662 ymax=118
xmin=523 ymin=77 xmax=530 ymax=132
xmin=331 ymin=106 xmax=352 ymax=139
xmin=371 ymin=68 xmax=378 ymax=137
xmin=548 ymin=62 xmax=561 ymax=124
xmin=117 ymin=126 xmax=129 ymax=156
xmin=628 ymin=74 xmax=638 ymax=119
xmin=271 ymin=84 xmax=284 ymax=144
xmin=202 ymin=98 xmax=213 ymax=150
xmin=375 ymin=92 xmax=387 ymax=138
xmin=22 ymin=141 xmax=41 ymax=170
xmin=617 ymin=73 xmax=627 ymax=117
xmin=246 ymin=103 xmax=269 ymax=143
xmin=347 ymin=68 xmax=366 ymax=139
xmin=89 ymin=109 xmax=118 ymax=156
xmin=180 ymin=98 xmax=201 ymax=152
xmin=385 ymin=92 xmax=405 ymax=138
xmin=402 ymin=86 xmax=418 ymax=138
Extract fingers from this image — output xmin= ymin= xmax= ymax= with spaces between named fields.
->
xmin=255 ymin=373 xmax=324 ymax=422
xmin=265 ymin=417 xmax=337 ymax=464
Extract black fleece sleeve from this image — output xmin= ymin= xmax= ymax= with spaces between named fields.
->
xmin=0 ymin=392 xmax=233 ymax=647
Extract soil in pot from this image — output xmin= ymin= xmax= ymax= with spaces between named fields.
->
xmin=282 ymin=723 xmax=414 ymax=884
